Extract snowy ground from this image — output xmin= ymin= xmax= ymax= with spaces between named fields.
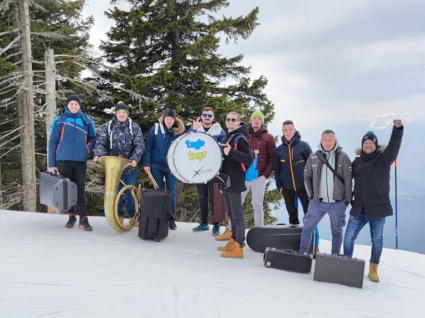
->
xmin=1 ymin=210 xmax=424 ymax=318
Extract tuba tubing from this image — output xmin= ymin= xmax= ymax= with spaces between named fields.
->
xmin=99 ymin=156 xmax=140 ymax=232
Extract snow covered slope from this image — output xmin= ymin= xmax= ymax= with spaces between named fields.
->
xmin=0 ymin=210 xmax=424 ymax=318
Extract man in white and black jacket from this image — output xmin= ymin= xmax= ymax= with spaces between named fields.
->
xmin=217 ymin=112 xmax=253 ymax=259
xmin=299 ymin=130 xmax=353 ymax=255
xmin=344 ymin=119 xmax=403 ymax=283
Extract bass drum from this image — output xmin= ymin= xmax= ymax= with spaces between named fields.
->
xmin=167 ymin=132 xmax=222 ymax=183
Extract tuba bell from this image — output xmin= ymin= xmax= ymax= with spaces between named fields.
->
xmin=98 ymin=156 xmax=141 ymax=232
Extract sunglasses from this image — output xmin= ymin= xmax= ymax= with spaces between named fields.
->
xmin=226 ymin=118 xmax=237 ymax=122
xmin=202 ymin=114 xmax=213 ymax=118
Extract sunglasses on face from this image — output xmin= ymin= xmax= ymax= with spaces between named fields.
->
xmin=226 ymin=118 xmax=237 ymax=122
xmin=202 ymin=114 xmax=213 ymax=118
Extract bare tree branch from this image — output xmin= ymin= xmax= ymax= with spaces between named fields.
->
xmin=0 ymin=35 xmax=21 ymax=56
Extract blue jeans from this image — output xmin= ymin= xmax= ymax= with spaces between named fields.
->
xmin=299 ymin=200 xmax=346 ymax=255
xmin=296 ymin=194 xmax=320 ymax=246
xmin=150 ymin=168 xmax=177 ymax=217
xmin=117 ymin=171 xmax=137 ymax=218
xmin=343 ymin=210 xmax=386 ymax=264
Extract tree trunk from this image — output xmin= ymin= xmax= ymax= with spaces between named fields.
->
xmin=44 ymin=47 xmax=57 ymax=213
xmin=18 ymin=0 xmax=37 ymax=212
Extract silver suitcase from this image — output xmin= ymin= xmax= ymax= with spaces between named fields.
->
xmin=39 ymin=172 xmax=78 ymax=212
xmin=314 ymin=253 xmax=365 ymax=288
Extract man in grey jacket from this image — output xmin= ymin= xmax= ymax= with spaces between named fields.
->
xmin=299 ymin=130 xmax=352 ymax=255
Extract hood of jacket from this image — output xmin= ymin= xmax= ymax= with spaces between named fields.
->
xmin=249 ymin=125 xmax=268 ymax=136
xmin=158 ymin=116 xmax=185 ymax=135
xmin=226 ymin=122 xmax=249 ymax=140
xmin=354 ymin=145 xmax=387 ymax=156
xmin=318 ymin=141 xmax=341 ymax=155
xmin=197 ymin=121 xmax=224 ymax=136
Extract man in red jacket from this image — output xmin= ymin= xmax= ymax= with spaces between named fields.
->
xmin=242 ymin=111 xmax=276 ymax=225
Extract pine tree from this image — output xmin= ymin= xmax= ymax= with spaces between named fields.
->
xmin=100 ymin=0 xmax=279 ymax=226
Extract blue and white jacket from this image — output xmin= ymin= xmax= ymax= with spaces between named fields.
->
xmin=48 ymin=108 xmax=96 ymax=168
xmin=188 ymin=121 xmax=225 ymax=143
xmin=143 ymin=117 xmax=185 ymax=172
xmin=94 ymin=117 xmax=145 ymax=174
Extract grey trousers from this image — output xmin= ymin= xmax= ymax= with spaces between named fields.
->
xmin=241 ymin=176 xmax=267 ymax=226
xmin=223 ymin=191 xmax=245 ymax=245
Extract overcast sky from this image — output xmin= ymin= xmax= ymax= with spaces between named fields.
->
xmin=83 ymin=0 xmax=425 ymax=134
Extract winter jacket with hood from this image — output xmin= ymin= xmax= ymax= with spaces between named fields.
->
xmin=48 ymin=108 xmax=96 ymax=168
xmin=273 ymin=131 xmax=312 ymax=191
xmin=304 ymin=142 xmax=352 ymax=203
xmin=247 ymin=125 xmax=276 ymax=179
xmin=188 ymin=120 xmax=225 ymax=143
xmin=143 ymin=116 xmax=185 ymax=172
xmin=221 ymin=123 xmax=253 ymax=193
xmin=94 ymin=117 xmax=145 ymax=174
xmin=350 ymin=125 xmax=403 ymax=219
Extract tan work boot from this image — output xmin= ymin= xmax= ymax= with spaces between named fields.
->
xmin=217 ymin=238 xmax=235 ymax=252
xmin=369 ymin=263 xmax=380 ymax=282
xmin=215 ymin=228 xmax=232 ymax=241
xmin=221 ymin=242 xmax=244 ymax=258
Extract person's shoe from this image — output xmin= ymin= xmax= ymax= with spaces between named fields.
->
xmin=221 ymin=242 xmax=244 ymax=258
xmin=169 ymin=218 xmax=177 ymax=230
xmin=217 ymin=238 xmax=235 ymax=252
xmin=65 ymin=213 xmax=77 ymax=228
xmin=212 ymin=223 xmax=220 ymax=236
xmin=128 ymin=218 xmax=136 ymax=227
xmin=369 ymin=263 xmax=380 ymax=282
xmin=315 ymin=246 xmax=319 ymax=254
xmin=193 ymin=223 xmax=209 ymax=232
xmin=215 ymin=228 xmax=232 ymax=241
xmin=78 ymin=216 xmax=93 ymax=231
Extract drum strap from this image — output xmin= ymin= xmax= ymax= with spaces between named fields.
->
xmin=154 ymin=123 xmax=165 ymax=138
xmin=108 ymin=118 xmax=134 ymax=149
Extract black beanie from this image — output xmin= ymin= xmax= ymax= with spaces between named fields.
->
xmin=163 ymin=106 xmax=177 ymax=119
xmin=115 ymin=101 xmax=129 ymax=113
xmin=66 ymin=94 xmax=82 ymax=108
xmin=362 ymin=131 xmax=378 ymax=148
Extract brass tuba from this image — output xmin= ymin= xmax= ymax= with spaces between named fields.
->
xmin=99 ymin=156 xmax=141 ymax=232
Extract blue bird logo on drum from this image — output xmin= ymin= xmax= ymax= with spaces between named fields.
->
xmin=185 ymin=139 xmax=205 ymax=150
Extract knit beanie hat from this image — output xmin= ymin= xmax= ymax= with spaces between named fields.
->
xmin=66 ymin=94 xmax=82 ymax=108
xmin=250 ymin=111 xmax=265 ymax=123
xmin=115 ymin=101 xmax=129 ymax=113
xmin=362 ymin=131 xmax=378 ymax=148
xmin=163 ymin=106 xmax=177 ymax=119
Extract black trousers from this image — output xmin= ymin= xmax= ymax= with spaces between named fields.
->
xmin=56 ymin=160 xmax=87 ymax=219
xmin=196 ymin=179 xmax=215 ymax=224
xmin=281 ymin=187 xmax=310 ymax=225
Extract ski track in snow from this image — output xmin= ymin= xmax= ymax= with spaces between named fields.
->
xmin=0 ymin=210 xmax=424 ymax=318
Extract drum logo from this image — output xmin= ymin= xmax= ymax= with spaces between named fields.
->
xmin=188 ymin=151 xmax=207 ymax=161
xmin=185 ymin=139 xmax=205 ymax=150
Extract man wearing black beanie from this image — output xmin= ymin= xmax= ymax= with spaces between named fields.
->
xmin=344 ymin=119 xmax=404 ymax=283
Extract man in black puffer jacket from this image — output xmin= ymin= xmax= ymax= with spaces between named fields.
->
xmin=217 ymin=112 xmax=253 ymax=259
xmin=344 ymin=119 xmax=403 ymax=283
xmin=273 ymin=120 xmax=312 ymax=224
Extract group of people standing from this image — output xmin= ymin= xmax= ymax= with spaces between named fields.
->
xmin=48 ymin=94 xmax=403 ymax=282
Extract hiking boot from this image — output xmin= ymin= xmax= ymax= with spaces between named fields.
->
xmin=79 ymin=216 xmax=93 ymax=231
xmin=193 ymin=223 xmax=209 ymax=232
xmin=65 ymin=213 xmax=77 ymax=228
xmin=212 ymin=223 xmax=220 ymax=236
xmin=169 ymin=218 xmax=177 ymax=230
xmin=217 ymin=238 xmax=235 ymax=252
xmin=369 ymin=263 xmax=380 ymax=282
xmin=215 ymin=228 xmax=232 ymax=241
xmin=221 ymin=242 xmax=244 ymax=258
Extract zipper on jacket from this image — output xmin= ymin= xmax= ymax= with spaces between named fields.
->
xmin=288 ymin=143 xmax=297 ymax=191
xmin=376 ymin=180 xmax=383 ymax=199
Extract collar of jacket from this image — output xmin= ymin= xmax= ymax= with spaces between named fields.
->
xmin=282 ymin=130 xmax=301 ymax=146
xmin=249 ymin=125 xmax=268 ymax=136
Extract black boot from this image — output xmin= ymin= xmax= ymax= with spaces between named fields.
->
xmin=65 ymin=213 xmax=77 ymax=228
xmin=169 ymin=217 xmax=177 ymax=230
xmin=79 ymin=216 xmax=93 ymax=231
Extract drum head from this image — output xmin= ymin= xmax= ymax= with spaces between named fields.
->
xmin=167 ymin=132 xmax=222 ymax=184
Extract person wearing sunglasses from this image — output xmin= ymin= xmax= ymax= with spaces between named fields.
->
xmin=217 ymin=112 xmax=253 ymax=258
xmin=189 ymin=107 xmax=225 ymax=236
